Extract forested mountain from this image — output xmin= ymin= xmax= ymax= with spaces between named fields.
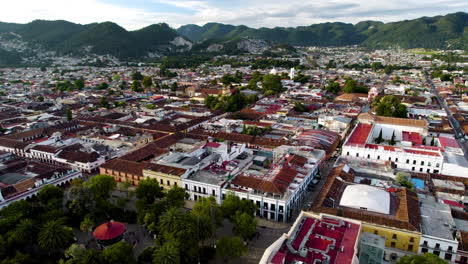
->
xmin=0 ymin=20 xmax=189 ymax=61
xmin=178 ymin=12 xmax=468 ymax=50
xmin=0 ymin=12 xmax=466 ymax=66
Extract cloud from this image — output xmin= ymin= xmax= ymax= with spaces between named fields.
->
xmin=0 ymin=0 xmax=466 ymax=30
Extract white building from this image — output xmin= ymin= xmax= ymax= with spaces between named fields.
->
xmin=419 ymin=195 xmax=459 ymax=263
xmin=224 ymin=149 xmax=325 ymax=222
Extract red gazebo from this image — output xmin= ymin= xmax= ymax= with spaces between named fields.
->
xmin=93 ymin=221 xmax=126 ymax=246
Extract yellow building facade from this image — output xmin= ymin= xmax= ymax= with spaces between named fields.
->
xmin=142 ymin=166 xmax=185 ymax=190
xmin=361 ymin=223 xmax=421 ymax=253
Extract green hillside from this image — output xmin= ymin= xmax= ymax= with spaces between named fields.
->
xmin=178 ymin=12 xmax=468 ymax=50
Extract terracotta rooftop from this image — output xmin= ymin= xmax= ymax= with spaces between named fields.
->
xmin=358 ymin=113 xmax=427 ymax=128
xmin=312 ymin=165 xmax=421 ymax=232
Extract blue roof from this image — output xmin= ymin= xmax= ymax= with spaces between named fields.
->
xmin=411 ymin=178 xmax=425 ymax=189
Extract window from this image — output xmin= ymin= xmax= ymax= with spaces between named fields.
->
xmin=160 ymin=179 xmax=163 ymax=185
xmin=390 ymin=242 xmax=396 ymax=248
xmin=389 ymin=157 xmax=392 ymax=161
xmin=406 ymin=159 xmax=409 ymax=164
xmin=421 ymin=248 xmax=428 ymax=253
xmin=174 ymin=182 xmax=177 ymax=187
xmin=428 ymin=162 xmax=432 ymax=167
xmin=423 ymin=241 xmax=428 ymax=246
xmin=445 ymin=253 xmax=452 ymax=261
xmin=448 ymin=246 xmax=453 ymax=252
xmin=412 ymin=167 xmax=415 ymax=171
xmin=185 ymin=184 xmax=188 ymax=190
xmin=408 ymin=245 xmax=413 ymax=251
xmin=356 ymin=153 xmax=359 ymax=157
xmin=421 ymin=161 xmax=424 ymax=166
xmin=279 ymin=205 xmax=284 ymax=212
xmin=212 ymin=190 xmax=215 ymax=196
xmin=392 ymin=234 xmax=397 ymax=239
xmin=433 ymin=251 xmax=440 ymax=256
xmin=203 ymin=187 xmax=206 ymax=194
xmin=367 ymin=154 xmax=370 ymax=158
xmin=377 ymin=156 xmax=380 ymax=160
xmin=427 ymin=169 xmax=430 ymax=173
xmin=435 ymin=243 xmax=440 ymax=249
xmin=347 ymin=152 xmax=350 ymax=156
xmin=167 ymin=180 xmax=170 ymax=186
xmin=395 ymin=158 xmax=398 ymax=162
xmin=374 ymin=230 xmax=378 ymax=235
xmin=271 ymin=204 xmax=275 ymax=211
xmin=419 ymin=168 xmax=423 ymax=172
xmin=409 ymin=237 xmax=414 ymax=243
xmin=413 ymin=160 xmax=416 ymax=165
xmin=436 ymin=163 xmax=440 ymax=168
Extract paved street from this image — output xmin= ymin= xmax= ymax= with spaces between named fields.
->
xmin=424 ymin=72 xmax=468 ymax=159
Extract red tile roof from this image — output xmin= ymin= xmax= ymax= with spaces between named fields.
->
xmin=93 ymin=221 xmax=125 ymax=240
xmin=346 ymin=124 xmax=372 ymax=145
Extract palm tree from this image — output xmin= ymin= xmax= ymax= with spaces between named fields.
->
xmin=80 ymin=216 xmax=94 ymax=240
xmin=153 ymin=240 xmax=180 ymax=264
xmin=38 ymin=219 xmax=74 ymax=253
xmin=158 ymin=207 xmax=186 ymax=238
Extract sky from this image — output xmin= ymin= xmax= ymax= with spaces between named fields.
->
xmin=1 ymin=0 xmax=467 ymax=30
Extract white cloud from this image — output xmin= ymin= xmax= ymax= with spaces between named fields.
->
xmin=0 ymin=0 xmax=466 ymax=30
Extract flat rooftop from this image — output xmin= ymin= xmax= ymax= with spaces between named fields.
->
xmin=419 ymin=195 xmax=456 ymax=241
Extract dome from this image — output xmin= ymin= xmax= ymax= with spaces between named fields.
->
xmin=93 ymin=221 xmax=126 ymax=241
xmin=339 ymin=184 xmax=390 ymax=214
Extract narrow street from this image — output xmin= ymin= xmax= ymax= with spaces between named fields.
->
xmin=424 ymin=72 xmax=468 ymax=159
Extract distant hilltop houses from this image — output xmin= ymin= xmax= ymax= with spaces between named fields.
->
xmin=0 ymin=42 xmax=466 ymax=263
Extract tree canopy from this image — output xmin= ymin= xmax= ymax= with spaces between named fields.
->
xmin=372 ymin=95 xmax=408 ymax=118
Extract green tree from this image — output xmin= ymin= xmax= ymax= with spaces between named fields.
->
xmin=37 ymin=219 xmax=74 ymax=253
xmin=375 ymin=129 xmax=383 ymax=144
xmin=325 ymin=81 xmax=340 ymax=94
xmin=112 ymin=74 xmax=121 ymax=82
xmin=233 ymin=212 xmax=257 ymax=241
xmin=395 ymin=172 xmax=413 ymax=189
xmin=135 ymin=178 xmax=164 ymax=205
xmin=66 ymin=108 xmax=72 ymax=121
xmin=216 ymin=236 xmax=247 ymax=262
xmin=73 ymin=79 xmax=85 ymax=90
xmin=87 ymin=174 xmax=116 ymax=201
xmin=142 ymin=76 xmax=153 ymax=88
xmin=99 ymin=97 xmax=109 ymax=108
xmin=38 ymin=184 xmax=64 ymax=210
xmin=38 ymin=96 xmax=44 ymax=102
xmin=164 ymin=186 xmax=189 ymax=209
xmin=10 ymin=218 xmax=37 ymax=246
xmin=158 ymin=207 xmax=189 ymax=240
xmin=101 ymin=241 xmax=135 ymax=264
xmin=131 ymin=80 xmax=143 ymax=92
xmin=221 ymin=193 xmax=256 ymax=220
xmin=62 ymin=244 xmax=101 ymax=264
xmin=79 ymin=216 xmax=94 ymax=239
xmin=343 ymin=78 xmax=369 ymax=93
xmin=390 ymin=131 xmax=396 ymax=145
xmin=131 ymin=71 xmax=144 ymax=81
xmin=374 ymin=95 xmax=408 ymax=118
xmin=97 ymin=82 xmax=109 ymax=90
xmin=397 ymin=253 xmax=446 ymax=264
xmin=152 ymin=240 xmax=180 ymax=264
xmin=294 ymin=102 xmax=309 ymax=112
xmin=261 ymin=74 xmax=283 ymax=95
xmin=67 ymin=180 xmax=96 ymax=218
xmin=171 ymin=82 xmax=178 ymax=92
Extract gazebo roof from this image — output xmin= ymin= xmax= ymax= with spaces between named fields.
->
xmin=93 ymin=221 xmax=126 ymax=240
